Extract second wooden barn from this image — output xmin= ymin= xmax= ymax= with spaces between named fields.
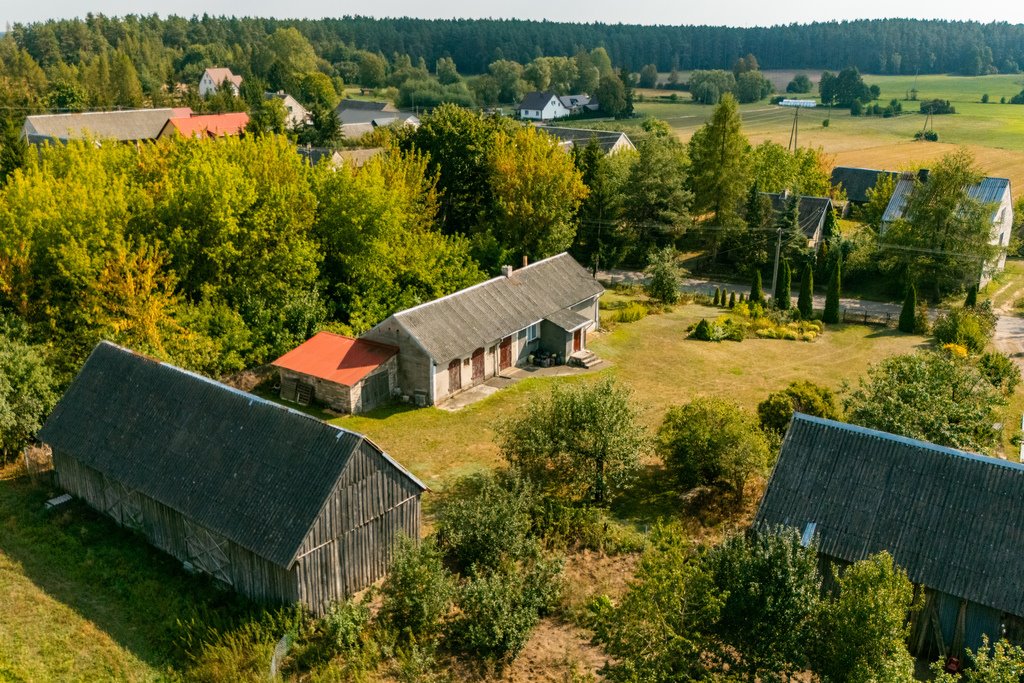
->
xmin=38 ymin=341 xmax=426 ymax=614
xmin=756 ymin=414 xmax=1024 ymax=662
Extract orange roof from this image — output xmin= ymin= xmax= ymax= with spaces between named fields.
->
xmin=271 ymin=332 xmax=398 ymax=386
xmin=165 ymin=112 xmax=249 ymax=138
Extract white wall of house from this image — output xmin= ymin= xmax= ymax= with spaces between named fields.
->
xmin=199 ymin=72 xmax=240 ymax=98
xmin=519 ymin=96 xmax=571 ymax=121
xmin=983 ymin=189 xmax=1014 ymax=285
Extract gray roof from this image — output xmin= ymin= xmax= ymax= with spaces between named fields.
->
xmin=374 ymin=253 xmax=603 ymax=362
xmin=765 ymin=193 xmax=833 ymax=240
xmin=545 ymin=307 xmax=591 ymax=331
xmin=756 ymin=414 xmax=1024 ymax=617
xmin=829 ymin=167 xmax=904 ymax=204
xmin=22 ymin=109 xmax=178 ymax=143
xmin=334 ymin=100 xmax=399 ymax=124
xmin=38 ymin=342 xmax=425 ymax=569
xmin=518 ymin=91 xmax=559 ymax=110
xmin=559 ymin=94 xmax=591 ymax=108
xmin=882 ymin=174 xmax=1009 ymax=224
xmin=538 ymin=126 xmax=635 ymax=154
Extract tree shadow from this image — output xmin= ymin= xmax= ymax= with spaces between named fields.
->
xmin=0 ymin=473 xmax=261 ymax=674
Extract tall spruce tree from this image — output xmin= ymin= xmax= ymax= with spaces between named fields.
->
xmin=750 ymin=271 xmax=764 ymax=305
xmin=823 ymin=255 xmax=842 ymax=324
xmin=729 ymin=291 xmax=736 ymax=308
xmin=797 ymin=261 xmax=813 ymax=318
xmin=688 ymin=94 xmax=750 ymax=227
xmin=899 ymin=283 xmax=917 ymax=333
xmin=774 ymin=260 xmax=792 ymax=309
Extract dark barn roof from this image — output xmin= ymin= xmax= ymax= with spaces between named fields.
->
xmin=39 ymin=342 xmax=425 ymax=568
xmin=377 ymin=252 xmax=603 ymax=362
xmin=756 ymin=414 xmax=1024 ymax=617
xmin=830 ymin=167 xmax=899 ymax=204
xmin=765 ymin=193 xmax=833 ymax=240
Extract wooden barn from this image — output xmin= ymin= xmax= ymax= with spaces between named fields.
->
xmin=38 ymin=342 xmax=425 ymax=614
xmin=272 ymin=331 xmax=398 ymax=414
xmin=756 ymin=414 xmax=1024 ymax=661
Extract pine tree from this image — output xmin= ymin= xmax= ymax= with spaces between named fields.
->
xmin=774 ymin=260 xmax=792 ymax=310
xmin=728 ymin=291 xmax=736 ymax=308
xmin=688 ymin=94 xmax=751 ymax=227
xmin=965 ymin=284 xmax=978 ymax=307
xmin=750 ymin=271 xmax=764 ymax=305
xmin=713 ymin=287 xmax=721 ymax=306
xmin=899 ymin=283 xmax=917 ymax=333
xmin=797 ymin=261 xmax=813 ymax=318
xmin=823 ymin=256 xmax=842 ymax=324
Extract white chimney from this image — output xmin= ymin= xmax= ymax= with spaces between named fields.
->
xmin=501 ymin=265 xmax=513 ymax=278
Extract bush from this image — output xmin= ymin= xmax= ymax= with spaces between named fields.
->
xmin=978 ymin=351 xmax=1021 ymax=394
xmin=658 ymin=397 xmax=772 ymax=501
xmin=932 ymin=306 xmax=995 ymax=353
xmin=447 ymin=568 xmax=543 ymax=664
xmin=757 ymin=381 xmax=840 ymax=435
xmin=613 ymin=302 xmax=647 ymax=324
xmin=687 ymin=317 xmax=744 ymax=342
xmin=378 ymin=536 xmax=455 ymax=643
xmin=533 ymin=500 xmax=646 ymax=554
xmin=644 ymin=247 xmax=682 ymax=304
xmin=920 ymin=98 xmax=956 ymax=114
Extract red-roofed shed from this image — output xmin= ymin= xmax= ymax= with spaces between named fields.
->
xmin=271 ymin=332 xmax=398 ymax=414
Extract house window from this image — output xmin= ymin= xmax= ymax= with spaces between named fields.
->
xmin=527 ymin=323 xmax=540 ymax=342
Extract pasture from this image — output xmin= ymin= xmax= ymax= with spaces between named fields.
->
xmin=630 ymin=72 xmax=1024 ymax=188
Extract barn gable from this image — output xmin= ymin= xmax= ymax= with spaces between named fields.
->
xmin=756 ymin=414 xmax=1024 ymax=619
xmin=39 ymin=342 xmax=425 ymax=571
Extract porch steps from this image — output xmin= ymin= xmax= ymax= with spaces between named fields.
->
xmin=569 ymin=350 xmax=601 ymax=369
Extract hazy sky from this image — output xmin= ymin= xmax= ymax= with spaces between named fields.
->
xmin=4 ymin=1 xmax=1023 ymax=27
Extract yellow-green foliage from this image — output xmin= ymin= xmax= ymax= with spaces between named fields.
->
xmin=723 ymin=305 xmax=823 ymax=342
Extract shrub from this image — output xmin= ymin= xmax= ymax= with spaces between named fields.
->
xmin=448 ymin=568 xmax=542 ymax=664
xmin=898 ymin=284 xmax=917 ymax=333
xmin=978 ymin=351 xmax=1021 ymax=394
xmin=932 ymin=636 xmax=1024 ymax=682
xmin=757 ymin=381 xmax=840 ymax=435
xmin=728 ymin=291 xmax=736 ymax=308
xmin=435 ymin=472 xmax=536 ymax=574
xmin=613 ymin=302 xmax=647 ymax=324
xmin=750 ymin=270 xmax=765 ymax=305
xmin=713 ymin=287 xmax=721 ymax=306
xmin=920 ymin=98 xmax=956 ymax=114
xmin=378 ymin=536 xmax=455 ymax=642
xmin=644 ymin=247 xmax=682 ymax=304
xmin=658 ymin=397 xmax=772 ymax=501
xmin=932 ymin=306 xmax=995 ymax=353
xmin=0 ymin=336 xmax=58 ymax=462
xmin=982 ymin=93 xmax=990 ymax=103
xmin=966 ymin=284 xmax=978 ymax=307
xmin=533 ymin=500 xmax=646 ymax=554
xmin=687 ymin=317 xmax=744 ymax=342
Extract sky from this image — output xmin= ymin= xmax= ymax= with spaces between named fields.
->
xmin=4 ymin=0 xmax=1023 ymax=26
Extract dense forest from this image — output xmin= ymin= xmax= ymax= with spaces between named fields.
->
xmin=5 ymin=15 xmax=1024 ymax=91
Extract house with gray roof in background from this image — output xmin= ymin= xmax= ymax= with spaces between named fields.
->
xmin=881 ymin=172 xmax=1012 ymax=286
xmin=334 ymin=99 xmax=420 ymax=127
xmin=361 ymin=253 xmax=604 ymax=406
xmin=763 ymin=190 xmax=835 ymax=250
xmin=757 ymin=414 xmax=1024 ymax=662
xmin=38 ymin=341 xmax=425 ymax=614
xmin=537 ymin=126 xmax=635 ymax=155
xmin=21 ymin=108 xmax=192 ymax=144
xmin=829 ymin=166 xmax=928 ymax=206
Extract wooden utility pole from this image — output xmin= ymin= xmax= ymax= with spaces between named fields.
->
xmin=770 ymin=227 xmax=783 ymax=297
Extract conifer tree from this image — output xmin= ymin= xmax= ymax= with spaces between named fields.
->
xmin=797 ymin=261 xmax=813 ymax=318
xmin=728 ymin=291 xmax=736 ymax=308
xmin=750 ymin=271 xmax=764 ymax=305
xmin=965 ymin=284 xmax=978 ymax=308
xmin=899 ymin=283 xmax=917 ymax=333
xmin=713 ymin=287 xmax=721 ymax=306
xmin=774 ymin=260 xmax=792 ymax=309
xmin=823 ymin=256 xmax=842 ymax=324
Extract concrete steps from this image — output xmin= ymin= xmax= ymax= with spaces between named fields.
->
xmin=570 ymin=350 xmax=601 ymax=369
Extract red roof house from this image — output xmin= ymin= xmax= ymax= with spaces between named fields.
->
xmin=271 ymin=332 xmax=398 ymax=414
xmin=158 ymin=112 xmax=249 ymax=139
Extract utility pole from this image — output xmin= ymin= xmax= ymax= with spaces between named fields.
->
xmin=770 ymin=227 xmax=783 ymax=299
xmin=787 ymin=106 xmax=799 ymax=152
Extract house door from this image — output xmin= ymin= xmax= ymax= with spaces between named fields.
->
xmin=499 ymin=336 xmax=512 ymax=370
xmin=448 ymin=359 xmax=461 ymax=392
xmin=471 ymin=348 xmax=485 ymax=381
xmin=573 ymin=329 xmax=583 ymax=352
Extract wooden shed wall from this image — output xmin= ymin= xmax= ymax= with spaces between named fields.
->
xmin=54 ymin=450 xmax=299 ymax=605
xmin=294 ymin=440 xmax=422 ymax=613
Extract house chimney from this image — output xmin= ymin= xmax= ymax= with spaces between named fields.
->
xmin=522 ymin=255 xmax=529 ymax=268
xmin=501 ymin=265 xmax=513 ymax=278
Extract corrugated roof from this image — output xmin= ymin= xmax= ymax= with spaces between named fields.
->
xmin=374 ymin=253 xmax=603 ymax=362
xmin=883 ymin=174 xmax=1009 ymax=224
xmin=538 ymin=126 xmax=635 ymax=154
xmin=272 ymin=332 xmax=397 ymax=386
xmin=163 ymin=112 xmax=249 ymax=138
xmin=22 ymin=109 xmax=177 ymax=143
xmin=545 ymin=307 xmax=591 ymax=331
xmin=334 ymin=100 xmax=399 ymax=124
xmin=38 ymin=342 xmax=425 ymax=568
xmin=765 ymin=193 xmax=833 ymax=240
xmin=756 ymin=414 xmax=1024 ymax=617
xmin=829 ymin=167 xmax=901 ymax=204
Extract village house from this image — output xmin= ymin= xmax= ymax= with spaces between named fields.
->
xmin=265 ymin=90 xmax=310 ymax=129
xmin=334 ymin=99 xmax=420 ymax=127
xmin=157 ymin=112 xmax=250 ymax=139
xmin=537 ymin=125 xmax=636 ymax=154
xmin=518 ymin=92 xmax=598 ymax=121
xmin=199 ymin=67 xmax=242 ymax=97
xmin=881 ymin=172 xmax=1012 ymax=286
xmin=361 ymin=253 xmax=604 ymax=406
xmin=763 ymin=190 xmax=835 ymax=250
xmin=21 ymin=108 xmax=192 ymax=144
xmin=272 ymin=331 xmax=398 ymax=414
xmin=829 ymin=166 xmax=929 ymax=206
xmin=757 ymin=414 xmax=1024 ymax=662
xmin=38 ymin=342 xmax=425 ymax=614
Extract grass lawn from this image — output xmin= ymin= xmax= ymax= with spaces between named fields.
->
xmin=628 ymin=72 xmax=1024 ymax=189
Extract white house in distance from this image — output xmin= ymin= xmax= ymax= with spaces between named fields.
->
xmin=518 ymin=92 xmax=571 ymax=121
xmin=199 ymin=67 xmax=243 ymax=97
xmin=881 ymin=173 xmax=1013 ymax=287
xmin=265 ymin=91 xmax=309 ymax=129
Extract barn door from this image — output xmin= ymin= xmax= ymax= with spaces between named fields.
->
xmin=499 ymin=336 xmax=512 ymax=370
xmin=471 ymin=348 xmax=485 ymax=381
xmin=361 ymin=371 xmax=390 ymax=412
xmin=102 ymin=475 xmax=142 ymax=530
xmin=448 ymin=359 xmax=461 ymax=392
xmin=280 ymin=375 xmax=298 ymax=402
xmin=184 ymin=520 xmax=232 ymax=585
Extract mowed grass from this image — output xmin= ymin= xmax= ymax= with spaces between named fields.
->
xmin=629 ymin=72 xmax=1024 ymax=188
xmin=335 ymin=303 xmax=930 ymax=492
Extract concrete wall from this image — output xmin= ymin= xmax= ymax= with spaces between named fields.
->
xmin=362 ymin=318 xmax=432 ymax=401
xmin=278 ymin=355 xmax=397 ymax=415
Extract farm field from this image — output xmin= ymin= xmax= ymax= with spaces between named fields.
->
xmin=628 ymin=73 xmax=1024 ymax=188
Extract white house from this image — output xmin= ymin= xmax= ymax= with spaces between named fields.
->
xmin=517 ymin=92 xmax=572 ymax=121
xmin=265 ymin=91 xmax=309 ymax=129
xmin=882 ymin=173 xmax=1013 ymax=287
xmin=199 ymin=68 xmax=243 ymax=98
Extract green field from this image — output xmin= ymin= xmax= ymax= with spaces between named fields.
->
xmin=627 ymin=73 xmax=1024 ymax=190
